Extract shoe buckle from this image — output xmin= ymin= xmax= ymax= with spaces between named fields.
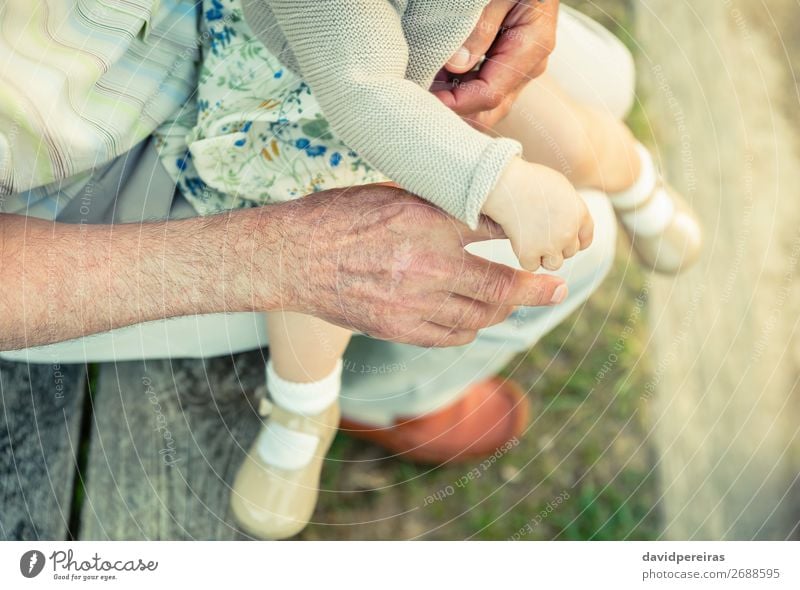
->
xmin=258 ymin=397 xmax=274 ymax=417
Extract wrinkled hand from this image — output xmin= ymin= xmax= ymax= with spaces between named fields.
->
xmin=267 ymin=184 xmax=568 ymax=347
xmin=432 ymin=0 xmax=559 ymax=129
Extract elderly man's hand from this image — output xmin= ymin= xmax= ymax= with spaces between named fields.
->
xmin=432 ymin=0 xmax=559 ymax=129
xmin=261 ymin=184 xmax=567 ymax=347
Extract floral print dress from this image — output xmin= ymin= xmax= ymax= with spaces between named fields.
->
xmin=155 ymin=0 xmax=385 ymax=216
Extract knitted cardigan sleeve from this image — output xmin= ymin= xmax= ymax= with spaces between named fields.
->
xmin=244 ymin=0 xmax=522 ymax=229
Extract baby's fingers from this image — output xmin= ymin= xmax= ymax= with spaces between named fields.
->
xmin=541 ymin=253 xmax=565 ymax=271
xmin=518 ymin=251 xmax=542 ymax=273
xmin=512 ymin=238 xmax=543 ymax=272
xmin=562 ymin=239 xmax=581 ymax=260
xmin=578 ymin=212 xmax=594 ymax=251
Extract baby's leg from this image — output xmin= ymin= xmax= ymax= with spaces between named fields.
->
xmin=495 ymin=74 xmax=701 ymax=274
xmin=494 ymin=73 xmax=641 ymax=194
xmin=265 ymin=311 xmax=350 ymax=386
xmin=230 ymin=312 xmax=350 ymax=539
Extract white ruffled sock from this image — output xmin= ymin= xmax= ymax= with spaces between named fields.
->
xmin=609 ymin=143 xmax=675 ymax=237
xmin=266 ymin=359 xmax=342 ymax=416
xmin=256 ymin=360 xmax=342 ymax=469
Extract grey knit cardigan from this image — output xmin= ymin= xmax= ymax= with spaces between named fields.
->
xmin=241 ymin=0 xmax=523 ymax=229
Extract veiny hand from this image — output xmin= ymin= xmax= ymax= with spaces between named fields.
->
xmin=432 ymin=0 xmax=559 ymax=129
xmin=262 ymin=184 xmax=568 ymax=347
xmin=482 ymin=158 xmax=593 ymax=272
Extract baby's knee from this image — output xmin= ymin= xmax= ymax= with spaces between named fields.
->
xmin=549 ymin=5 xmax=636 ymax=121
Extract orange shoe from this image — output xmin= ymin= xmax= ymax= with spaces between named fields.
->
xmin=339 ymin=377 xmax=529 ymax=465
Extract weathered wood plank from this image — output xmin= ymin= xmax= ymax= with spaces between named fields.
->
xmin=79 ymin=352 xmax=268 ymax=540
xmin=0 ymin=359 xmax=86 ymax=540
xmin=636 ymin=0 xmax=800 ymax=539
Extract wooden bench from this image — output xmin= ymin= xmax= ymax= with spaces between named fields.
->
xmin=1 ymin=353 xmax=269 ymax=540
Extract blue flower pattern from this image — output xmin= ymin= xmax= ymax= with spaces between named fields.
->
xmin=154 ymin=0 xmax=384 ymax=216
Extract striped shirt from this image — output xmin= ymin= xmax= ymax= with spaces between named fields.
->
xmin=0 ymin=0 xmax=199 ymax=216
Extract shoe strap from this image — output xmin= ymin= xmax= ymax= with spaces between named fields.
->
xmin=613 ymin=176 xmax=665 ymax=214
xmin=256 ymin=421 xmax=320 ymax=470
xmin=258 ymin=397 xmax=273 ymax=417
xmin=619 ymin=179 xmax=677 ymax=238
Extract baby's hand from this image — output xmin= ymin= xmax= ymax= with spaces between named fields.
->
xmin=482 ymin=158 xmax=594 ymax=272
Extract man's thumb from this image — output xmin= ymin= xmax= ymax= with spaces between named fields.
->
xmin=446 ymin=46 xmax=478 ymax=73
xmin=444 ymin=0 xmax=511 ymax=74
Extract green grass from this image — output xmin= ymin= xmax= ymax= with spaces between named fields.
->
xmin=307 ymin=245 xmax=660 ymax=540
xmin=304 ymin=0 xmax=663 ymax=541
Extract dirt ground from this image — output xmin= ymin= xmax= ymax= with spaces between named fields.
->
xmin=635 ymin=0 xmax=800 ymax=539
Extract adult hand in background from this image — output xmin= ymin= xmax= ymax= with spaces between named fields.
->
xmin=432 ymin=0 xmax=559 ymax=129
xmin=269 ymin=184 xmax=568 ymax=347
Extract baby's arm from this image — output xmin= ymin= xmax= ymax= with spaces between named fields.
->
xmin=245 ymin=0 xmax=521 ymax=230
